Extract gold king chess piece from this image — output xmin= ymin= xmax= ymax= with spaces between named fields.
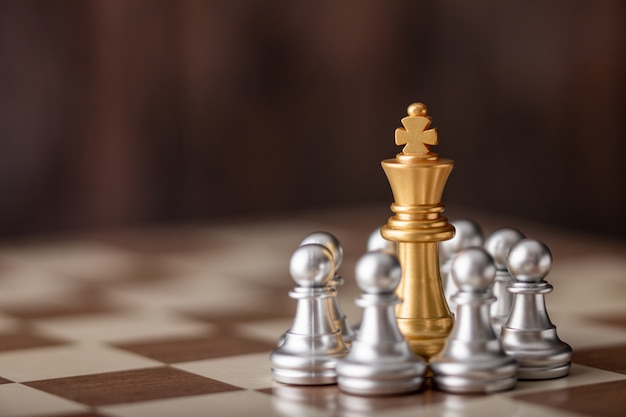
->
xmin=381 ymin=102 xmax=456 ymax=360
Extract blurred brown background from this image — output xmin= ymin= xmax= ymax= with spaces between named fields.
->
xmin=0 ymin=0 xmax=624 ymax=237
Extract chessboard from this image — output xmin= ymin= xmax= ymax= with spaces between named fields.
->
xmin=0 ymin=204 xmax=624 ymax=417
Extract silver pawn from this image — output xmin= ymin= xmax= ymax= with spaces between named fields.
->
xmin=349 ymin=227 xmax=397 ymax=336
xmin=439 ymin=219 xmax=484 ymax=312
xmin=430 ymin=247 xmax=518 ymax=393
xmin=501 ymin=239 xmax=572 ymax=379
xmin=270 ymin=244 xmax=350 ymax=385
xmin=301 ymin=232 xmax=356 ymax=345
xmin=484 ymin=228 xmax=525 ymax=335
xmin=336 ymin=251 xmax=426 ymax=395
xmin=367 ymin=227 xmax=397 ymax=253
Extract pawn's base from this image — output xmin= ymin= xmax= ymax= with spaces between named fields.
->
xmin=337 ymin=356 xmax=426 ymax=396
xmin=338 ymin=375 xmax=424 ymax=396
xmin=271 ymin=367 xmax=338 ymax=386
xmin=430 ymin=355 xmax=518 ymax=394
xmin=432 ymin=374 xmax=517 ymax=394
xmin=501 ymin=327 xmax=572 ymax=380
xmin=518 ymin=362 xmax=571 ymax=380
xmin=270 ymin=331 xmax=349 ymax=385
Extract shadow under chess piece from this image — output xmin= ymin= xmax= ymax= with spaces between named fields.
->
xmin=301 ymin=232 xmax=356 ymax=345
xmin=337 ymin=251 xmax=426 ymax=395
xmin=430 ymin=247 xmax=518 ymax=393
xmin=501 ymin=239 xmax=572 ymax=379
xmin=271 ymin=384 xmax=339 ymax=417
xmin=270 ymin=243 xmax=350 ymax=385
xmin=440 ymin=219 xmax=484 ymax=313
xmin=484 ymin=228 xmax=525 ymax=336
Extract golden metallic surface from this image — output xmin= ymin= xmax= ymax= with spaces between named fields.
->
xmin=395 ymin=102 xmax=438 ymax=155
xmin=407 ymin=102 xmax=428 ymax=117
xmin=381 ymin=103 xmax=455 ymax=360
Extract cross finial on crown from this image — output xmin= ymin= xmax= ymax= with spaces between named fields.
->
xmin=395 ymin=103 xmax=438 ymax=154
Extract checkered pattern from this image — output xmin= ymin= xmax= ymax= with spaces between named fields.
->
xmin=0 ymin=206 xmax=624 ymax=417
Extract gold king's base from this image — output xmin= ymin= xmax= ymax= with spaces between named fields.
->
xmin=393 ymin=242 xmax=454 ymax=360
xmin=381 ymin=102 xmax=456 ymax=361
xmin=397 ymin=317 xmax=454 ymax=360
xmin=382 ymin=221 xmax=455 ymax=360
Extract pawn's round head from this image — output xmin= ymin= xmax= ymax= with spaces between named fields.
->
xmin=300 ymin=231 xmax=343 ymax=269
xmin=289 ymin=243 xmax=334 ymax=288
xmin=506 ymin=239 xmax=552 ymax=283
xmin=355 ymin=251 xmax=402 ymax=294
xmin=450 ymin=247 xmax=496 ymax=292
xmin=484 ymin=228 xmax=525 ymax=269
xmin=367 ymin=227 xmax=396 ymax=253
xmin=440 ymin=219 xmax=483 ymax=261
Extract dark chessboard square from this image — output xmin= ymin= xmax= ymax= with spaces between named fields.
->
xmin=589 ymin=313 xmax=626 ymax=330
xmin=39 ymin=414 xmax=109 ymax=417
xmin=0 ymin=331 xmax=67 ymax=352
xmin=0 ymin=286 xmax=118 ymax=320
xmin=513 ymin=379 xmax=626 ymax=417
xmin=114 ymin=334 xmax=276 ymax=363
xmin=25 ymin=367 xmax=241 ymax=406
xmin=0 ymin=376 xmax=13 ymax=384
xmin=186 ymin=299 xmax=293 ymax=327
xmin=573 ymin=344 xmax=626 ymax=374
xmin=1 ymin=304 xmax=116 ymax=321
xmin=187 ymin=310 xmax=292 ymax=327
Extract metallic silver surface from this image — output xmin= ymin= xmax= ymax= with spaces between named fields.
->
xmin=439 ymin=219 xmax=484 ymax=312
xmin=271 ymin=244 xmax=350 ymax=385
xmin=430 ymin=247 xmax=518 ymax=393
xmin=301 ymin=232 xmax=344 ymax=269
xmin=366 ymin=227 xmax=397 ymax=253
xmin=336 ymin=251 xmax=426 ymax=395
xmin=300 ymin=232 xmax=356 ymax=344
xmin=501 ymin=239 xmax=572 ymax=379
xmin=352 ymin=227 xmax=397 ymax=336
xmin=484 ymin=228 xmax=525 ymax=335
